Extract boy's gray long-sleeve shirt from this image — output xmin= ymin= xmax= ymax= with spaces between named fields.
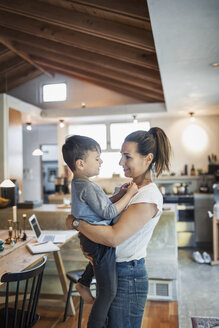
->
xmin=71 ymin=178 xmax=118 ymax=225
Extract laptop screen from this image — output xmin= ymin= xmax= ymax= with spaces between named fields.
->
xmin=30 ymin=217 xmax=41 ymax=238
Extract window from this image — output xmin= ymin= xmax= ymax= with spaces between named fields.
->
xmin=68 ymin=121 xmax=150 ymax=178
xmin=68 ymin=124 xmax=107 ymax=150
xmin=99 ymin=152 xmax=123 ymax=178
xmin=110 ymin=121 xmax=150 ymax=149
xmin=42 ymin=83 xmax=67 ymax=102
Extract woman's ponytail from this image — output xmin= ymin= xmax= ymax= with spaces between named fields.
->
xmin=149 ymin=127 xmax=171 ymax=177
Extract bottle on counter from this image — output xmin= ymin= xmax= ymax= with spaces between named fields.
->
xmin=190 ymin=164 xmax=196 ymax=176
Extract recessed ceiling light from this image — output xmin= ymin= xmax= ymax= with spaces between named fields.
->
xmin=211 ymin=63 xmax=219 ymax=67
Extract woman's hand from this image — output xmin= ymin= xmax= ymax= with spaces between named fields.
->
xmin=78 ymin=202 xmax=157 ymax=247
xmin=66 ymin=214 xmax=75 ymax=230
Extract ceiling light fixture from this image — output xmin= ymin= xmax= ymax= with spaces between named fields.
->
xmin=189 ymin=112 xmax=195 ymax=122
xmin=133 ymin=114 xmax=138 ymax=124
xmin=0 ymin=179 xmax=15 ymax=188
xmin=32 ymin=148 xmax=43 ymax=156
xmin=59 ymin=119 xmax=65 ymax=128
xmin=81 ymin=102 xmax=86 ymax=108
xmin=26 ymin=122 xmax=32 ymax=131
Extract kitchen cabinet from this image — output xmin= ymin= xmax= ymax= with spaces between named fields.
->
xmin=194 ymin=193 xmax=214 ymax=247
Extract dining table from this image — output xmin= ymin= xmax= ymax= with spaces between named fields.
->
xmin=0 ymin=229 xmax=78 ymax=315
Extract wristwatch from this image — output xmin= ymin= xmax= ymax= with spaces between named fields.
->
xmin=71 ymin=218 xmax=80 ymax=230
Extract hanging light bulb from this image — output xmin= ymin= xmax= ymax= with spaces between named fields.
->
xmin=133 ymin=115 xmax=138 ymax=124
xmin=32 ymin=148 xmax=43 ymax=156
xmin=26 ymin=122 xmax=32 ymax=131
xmin=59 ymin=119 xmax=65 ymax=128
xmin=189 ymin=112 xmax=195 ymax=122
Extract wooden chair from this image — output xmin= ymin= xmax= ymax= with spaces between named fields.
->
xmin=0 ymin=256 xmax=47 ymax=328
xmin=63 ymin=269 xmax=96 ymax=328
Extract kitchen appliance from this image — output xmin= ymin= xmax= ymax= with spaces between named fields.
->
xmin=163 ymin=194 xmax=195 ymax=247
xmin=199 ymin=174 xmax=209 ymax=193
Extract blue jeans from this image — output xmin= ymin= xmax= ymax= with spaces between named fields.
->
xmin=107 ymin=258 xmax=148 ymax=328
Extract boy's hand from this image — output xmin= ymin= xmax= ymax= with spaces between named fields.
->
xmin=120 ymin=182 xmax=131 ymax=193
xmin=126 ymin=182 xmax=138 ymax=197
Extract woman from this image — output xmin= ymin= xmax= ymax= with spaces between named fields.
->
xmin=66 ymin=127 xmax=171 ymax=328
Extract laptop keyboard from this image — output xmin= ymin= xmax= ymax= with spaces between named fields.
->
xmin=42 ymin=235 xmax=55 ymax=242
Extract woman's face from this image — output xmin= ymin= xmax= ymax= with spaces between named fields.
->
xmin=119 ymin=142 xmax=152 ymax=179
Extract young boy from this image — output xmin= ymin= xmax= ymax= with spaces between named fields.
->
xmin=62 ymin=135 xmax=137 ymax=328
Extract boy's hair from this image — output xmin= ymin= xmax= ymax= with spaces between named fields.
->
xmin=62 ymin=135 xmax=101 ymax=172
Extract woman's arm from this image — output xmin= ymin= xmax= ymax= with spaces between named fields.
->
xmin=67 ymin=202 xmax=157 ymax=247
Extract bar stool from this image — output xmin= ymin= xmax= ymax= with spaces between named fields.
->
xmin=63 ymin=269 xmax=96 ymax=328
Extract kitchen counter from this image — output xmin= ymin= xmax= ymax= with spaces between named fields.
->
xmin=0 ymin=204 xmax=71 ymax=230
xmin=194 ymin=192 xmax=214 ymax=199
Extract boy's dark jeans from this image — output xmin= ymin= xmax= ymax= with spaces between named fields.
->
xmin=79 ymin=233 xmax=117 ymax=328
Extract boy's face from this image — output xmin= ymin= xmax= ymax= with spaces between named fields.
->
xmin=82 ymin=149 xmax=103 ymax=177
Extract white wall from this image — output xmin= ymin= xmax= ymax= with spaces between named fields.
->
xmin=56 ymin=114 xmax=219 ymax=177
xmin=23 ymin=124 xmax=57 ymax=201
xmin=150 ymin=115 xmax=219 ymax=175
xmin=22 ymin=114 xmax=219 ymax=201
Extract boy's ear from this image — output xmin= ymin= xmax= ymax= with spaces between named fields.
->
xmin=75 ymin=159 xmax=84 ymax=170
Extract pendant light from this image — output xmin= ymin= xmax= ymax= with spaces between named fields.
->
xmin=32 ymin=148 xmax=43 ymax=156
xmin=0 ymin=179 xmax=15 ymax=187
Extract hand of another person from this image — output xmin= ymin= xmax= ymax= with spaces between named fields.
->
xmin=120 ymin=182 xmax=131 ymax=194
xmin=66 ymin=214 xmax=76 ymax=230
xmin=126 ymin=182 xmax=138 ymax=197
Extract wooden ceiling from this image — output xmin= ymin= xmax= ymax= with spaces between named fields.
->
xmin=0 ymin=0 xmax=164 ymax=103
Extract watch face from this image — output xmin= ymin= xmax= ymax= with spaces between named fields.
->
xmin=73 ymin=219 xmax=79 ymax=227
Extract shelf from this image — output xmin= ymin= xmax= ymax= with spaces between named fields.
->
xmin=156 ymin=175 xmax=214 ymax=184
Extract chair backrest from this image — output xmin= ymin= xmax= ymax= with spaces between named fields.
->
xmin=0 ymin=256 xmax=47 ymax=328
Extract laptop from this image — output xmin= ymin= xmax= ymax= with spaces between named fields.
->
xmin=29 ymin=214 xmax=66 ymax=243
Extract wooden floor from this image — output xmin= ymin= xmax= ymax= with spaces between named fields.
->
xmin=35 ymin=296 xmax=178 ymax=328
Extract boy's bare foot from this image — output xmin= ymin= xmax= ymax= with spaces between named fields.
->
xmin=75 ymin=282 xmax=95 ymax=304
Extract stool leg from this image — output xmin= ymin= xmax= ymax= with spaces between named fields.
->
xmin=78 ymin=296 xmax=84 ymax=328
xmin=63 ymin=281 xmax=73 ymax=322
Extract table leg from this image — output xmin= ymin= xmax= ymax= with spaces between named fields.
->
xmin=211 ymin=217 xmax=219 ymax=265
xmin=53 ymin=251 xmax=76 ymax=315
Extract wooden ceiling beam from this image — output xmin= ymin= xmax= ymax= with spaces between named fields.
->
xmin=0 ymin=49 xmax=18 ymax=65
xmin=30 ymin=51 xmax=163 ymax=96
xmin=0 ymin=56 xmax=25 ymax=74
xmin=0 ymin=43 xmax=10 ymax=55
xmin=0 ymin=36 xmax=52 ymax=77
xmin=0 ymin=11 xmax=158 ymax=69
xmin=35 ymin=58 xmax=164 ymax=102
xmin=11 ymin=41 xmax=163 ymax=92
xmin=42 ymin=65 xmax=155 ymax=103
xmin=0 ymin=28 xmax=162 ymax=85
xmin=0 ymin=66 xmax=42 ymax=92
xmin=40 ymin=0 xmax=150 ymax=22
xmin=0 ymin=0 xmax=154 ymax=51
